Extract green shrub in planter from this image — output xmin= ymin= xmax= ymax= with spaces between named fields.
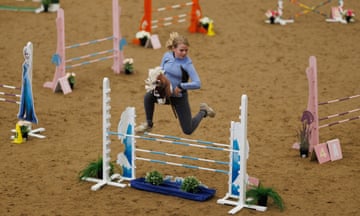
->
xmin=145 ymin=170 xmax=163 ymax=185
xmin=20 ymin=125 xmax=30 ymax=139
xmin=79 ymin=157 xmax=114 ymax=180
xmin=246 ymin=184 xmax=284 ymax=211
xmin=181 ymin=176 xmax=201 ymax=193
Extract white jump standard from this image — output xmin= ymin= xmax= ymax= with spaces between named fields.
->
xmin=82 ymin=77 xmax=266 ymax=214
xmin=265 ymin=0 xmax=294 ymax=25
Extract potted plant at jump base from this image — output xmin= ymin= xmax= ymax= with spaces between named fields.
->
xmin=36 ymin=0 xmax=60 ymax=13
xmin=66 ymin=72 xmax=76 ymax=90
xmin=199 ymin=16 xmax=213 ymax=31
xmin=246 ymin=183 xmax=285 ymax=211
xmin=341 ymin=9 xmax=355 ymax=23
xmin=135 ymin=30 xmax=151 ymax=47
xmin=123 ymin=58 xmax=134 ymax=75
xmin=298 ymin=110 xmax=313 ymax=158
xmin=42 ymin=0 xmax=51 ymax=12
xmin=13 ymin=120 xmax=31 ymax=143
xmin=20 ymin=123 xmax=30 ymax=140
xmin=79 ymin=157 xmax=115 ymax=180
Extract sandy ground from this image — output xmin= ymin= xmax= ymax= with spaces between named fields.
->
xmin=1 ymin=0 xmax=360 ymax=215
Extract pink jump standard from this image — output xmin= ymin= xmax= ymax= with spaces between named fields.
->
xmin=301 ymin=56 xmax=359 ymax=162
xmin=44 ymin=0 xmax=125 ymax=94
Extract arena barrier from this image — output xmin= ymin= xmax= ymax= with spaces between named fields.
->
xmin=2 ymin=42 xmax=46 ymax=141
xmin=43 ymin=0 xmax=126 ymax=94
xmin=82 ymin=77 xmax=266 ymax=214
xmin=304 ymin=56 xmax=359 ymax=153
xmin=137 ymin=0 xmax=206 ymax=34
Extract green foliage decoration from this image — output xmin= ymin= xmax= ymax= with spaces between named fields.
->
xmin=180 ymin=176 xmax=201 ymax=193
xmin=145 ymin=170 xmax=163 ymax=185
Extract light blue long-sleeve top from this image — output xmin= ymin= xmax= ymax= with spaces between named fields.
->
xmin=160 ymin=51 xmax=201 ymax=96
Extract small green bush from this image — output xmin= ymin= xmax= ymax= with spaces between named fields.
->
xmin=145 ymin=170 xmax=163 ymax=185
xmin=246 ymin=184 xmax=284 ymax=211
xmin=181 ymin=176 xmax=200 ymax=193
xmin=79 ymin=157 xmax=114 ymax=180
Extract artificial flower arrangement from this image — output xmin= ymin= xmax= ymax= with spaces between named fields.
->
xmin=341 ymin=9 xmax=355 ymax=23
xmin=123 ymin=58 xmax=134 ymax=74
xmin=135 ymin=30 xmax=151 ymax=46
xmin=246 ymin=183 xmax=284 ymax=211
xmin=66 ymin=72 xmax=76 ymax=89
xmin=199 ymin=16 xmax=213 ymax=30
xmin=265 ymin=10 xmax=280 ymax=24
xmin=18 ymin=120 xmax=31 ymax=140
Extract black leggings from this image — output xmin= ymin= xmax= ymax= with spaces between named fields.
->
xmin=144 ymin=91 xmax=206 ymax=135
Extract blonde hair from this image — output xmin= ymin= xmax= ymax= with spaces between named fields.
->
xmin=166 ymin=32 xmax=190 ymax=50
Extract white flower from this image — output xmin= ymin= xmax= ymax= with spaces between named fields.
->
xmin=136 ymin=30 xmax=151 ymax=39
xmin=66 ymin=72 xmax=75 ymax=78
xmin=199 ymin=16 xmax=213 ymax=25
xmin=123 ymin=58 xmax=134 ymax=65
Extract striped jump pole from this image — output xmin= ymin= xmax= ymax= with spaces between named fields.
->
xmin=0 ymin=84 xmax=21 ymax=90
xmin=144 ymin=132 xmax=230 ymax=147
xmin=289 ymin=0 xmax=331 ymax=19
xmin=108 ymin=131 xmax=239 ymax=153
xmin=0 ymin=84 xmax=21 ymax=105
xmin=44 ymin=0 xmax=125 ymax=93
xmin=81 ymin=77 xmax=266 ymax=214
xmin=66 ymin=53 xmax=116 ymax=69
xmin=152 ymin=14 xmax=188 ymax=29
xmin=305 ymin=56 xmax=359 ymax=152
xmin=138 ymin=0 xmax=204 ymax=34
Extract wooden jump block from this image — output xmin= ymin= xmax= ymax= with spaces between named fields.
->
xmin=55 ymin=76 xmax=72 ymax=95
xmin=314 ymin=143 xmax=331 ymax=164
xmin=327 ymin=139 xmax=343 ymax=161
xmin=314 ymin=139 xmax=343 ymax=164
xmin=145 ymin=34 xmax=161 ymax=49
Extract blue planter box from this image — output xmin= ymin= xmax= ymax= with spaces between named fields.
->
xmin=130 ymin=178 xmax=216 ymax=201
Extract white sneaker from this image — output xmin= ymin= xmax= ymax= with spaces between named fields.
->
xmin=135 ymin=122 xmax=152 ymax=133
xmin=200 ymin=103 xmax=216 ymax=118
